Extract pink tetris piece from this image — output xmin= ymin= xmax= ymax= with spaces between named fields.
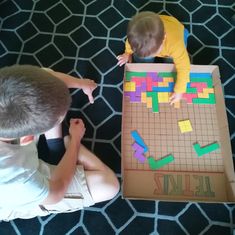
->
xmin=183 ymin=93 xmax=198 ymax=103
xmin=146 ymin=77 xmax=153 ymax=91
xmin=132 ymin=77 xmax=143 ymax=86
xmin=190 ymin=82 xmax=207 ymax=93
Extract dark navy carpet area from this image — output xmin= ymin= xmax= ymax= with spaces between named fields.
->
xmin=0 ymin=0 xmax=234 ymax=234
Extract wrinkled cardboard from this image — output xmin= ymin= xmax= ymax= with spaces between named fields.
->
xmin=122 ymin=63 xmax=235 ymax=202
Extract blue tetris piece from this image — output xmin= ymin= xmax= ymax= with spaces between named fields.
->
xmin=152 ymin=82 xmax=174 ymax=92
xmin=131 ymin=130 xmax=148 ymax=153
xmin=190 ymin=73 xmax=212 ymax=79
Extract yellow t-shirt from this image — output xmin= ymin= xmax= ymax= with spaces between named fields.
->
xmin=125 ymin=15 xmax=190 ymax=93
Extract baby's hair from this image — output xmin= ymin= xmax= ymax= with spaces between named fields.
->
xmin=0 ymin=65 xmax=71 ymax=138
xmin=127 ymin=11 xmax=165 ymax=57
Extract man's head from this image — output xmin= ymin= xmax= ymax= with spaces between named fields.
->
xmin=0 ymin=65 xmax=71 ymax=138
xmin=127 ymin=11 xmax=165 ymax=58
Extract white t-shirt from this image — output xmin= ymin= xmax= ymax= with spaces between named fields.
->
xmin=0 ymin=141 xmax=49 ymax=210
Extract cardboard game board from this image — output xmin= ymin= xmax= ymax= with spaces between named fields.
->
xmin=121 ymin=63 xmax=235 ymax=202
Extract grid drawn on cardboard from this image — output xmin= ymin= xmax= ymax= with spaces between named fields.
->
xmin=123 ymin=76 xmax=223 ymax=173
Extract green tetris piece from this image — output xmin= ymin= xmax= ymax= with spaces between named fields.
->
xmin=192 ymin=93 xmax=216 ymax=104
xmin=190 ymin=78 xmax=213 ymax=88
xmin=125 ymin=71 xmax=147 ymax=81
xmin=158 ymin=72 xmax=177 ymax=78
xmin=193 ymin=142 xmax=220 ymax=157
xmin=146 ymin=92 xmax=159 ymax=112
xmin=148 ymin=155 xmax=174 ymax=170
xmin=186 ymin=87 xmax=197 ymax=94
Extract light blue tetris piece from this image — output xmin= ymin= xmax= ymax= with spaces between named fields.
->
xmin=131 ymin=130 xmax=148 ymax=153
xmin=190 ymin=73 xmax=212 ymax=79
xmin=152 ymin=82 xmax=174 ymax=92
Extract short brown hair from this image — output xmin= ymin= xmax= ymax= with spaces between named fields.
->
xmin=0 ymin=65 xmax=71 ymax=138
xmin=127 ymin=11 xmax=164 ymax=57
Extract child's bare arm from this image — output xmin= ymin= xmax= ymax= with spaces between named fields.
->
xmin=116 ymin=53 xmax=132 ymax=66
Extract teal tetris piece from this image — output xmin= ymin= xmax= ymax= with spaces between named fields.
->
xmin=193 ymin=142 xmax=220 ymax=157
xmin=125 ymin=71 xmax=147 ymax=81
xmin=192 ymin=93 xmax=216 ymax=104
xmin=146 ymin=92 xmax=159 ymax=112
xmin=148 ymin=155 xmax=174 ymax=170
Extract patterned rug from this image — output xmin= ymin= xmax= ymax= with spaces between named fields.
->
xmin=0 ymin=0 xmax=234 ymax=234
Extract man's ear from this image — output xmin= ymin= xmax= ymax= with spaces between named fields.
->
xmin=20 ymin=135 xmax=34 ymax=145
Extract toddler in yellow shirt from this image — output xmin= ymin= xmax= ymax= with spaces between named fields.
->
xmin=117 ymin=11 xmax=190 ymax=104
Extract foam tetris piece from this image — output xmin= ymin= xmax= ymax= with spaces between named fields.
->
xmin=174 ymin=101 xmax=180 ymax=109
xmin=131 ymin=130 xmax=148 ymax=152
xmin=132 ymin=142 xmax=146 ymax=163
xmin=178 ymin=120 xmax=192 ymax=133
xmin=147 ymin=72 xmax=163 ymax=82
xmin=164 ymin=77 xmax=174 ymax=82
xmin=124 ymin=82 xmax=136 ymax=92
xmin=141 ymin=92 xmax=147 ymax=103
xmin=192 ymin=93 xmax=216 ymax=104
xmin=193 ymin=142 xmax=220 ymax=157
xmin=198 ymin=92 xmax=209 ymax=98
xmin=183 ymin=93 xmax=198 ymax=103
xmin=148 ymin=155 xmax=174 ymax=170
xmin=190 ymin=73 xmax=212 ymax=79
xmin=190 ymin=78 xmax=213 ymax=88
xmin=203 ymin=88 xmax=214 ymax=94
xmin=190 ymin=82 xmax=207 ymax=93
xmin=158 ymin=92 xmax=169 ymax=103
xmin=126 ymin=71 xmax=147 ymax=81
xmin=147 ymin=92 xmax=159 ymax=112
xmin=146 ymin=97 xmax=152 ymax=108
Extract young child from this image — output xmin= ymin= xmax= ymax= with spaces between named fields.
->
xmin=0 ymin=65 xmax=119 ymax=221
xmin=117 ymin=12 xmax=190 ymax=104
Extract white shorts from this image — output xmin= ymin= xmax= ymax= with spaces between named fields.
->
xmin=1 ymin=164 xmax=94 ymax=221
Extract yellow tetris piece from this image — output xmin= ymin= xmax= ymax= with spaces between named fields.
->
xmin=158 ymin=81 xmax=169 ymax=87
xmin=164 ymin=77 xmax=174 ymax=82
xmin=174 ymin=101 xmax=180 ymax=109
xmin=158 ymin=92 xmax=169 ymax=103
xmin=124 ymin=82 xmax=136 ymax=92
xmin=198 ymin=92 xmax=209 ymax=98
xmin=141 ymin=92 xmax=147 ymax=103
xmin=178 ymin=120 xmax=192 ymax=133
xmin=146 ymin=97 xmax=152 ymax=108
xmin=203 ymin=88 xmax=214 ymax=94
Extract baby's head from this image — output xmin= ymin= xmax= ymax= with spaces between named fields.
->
xmin=127 ymin=11 xmax=165 ymax=58
xmin=0 ymin=65 xmax=71 ymax=138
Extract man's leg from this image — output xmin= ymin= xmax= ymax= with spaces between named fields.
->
xmin=64 ymin=136 xmax=120 ymax=203
xmin=43 ymin=124 xmax=66 ymax=164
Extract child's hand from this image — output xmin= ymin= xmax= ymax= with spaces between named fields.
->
xmin=169 ymin=93 xmax=183 ymax=105
xmin=69 ymin=119 xmax=86 ymax=142
xmin=79 ymin=79 xmax=97 ymax=104
xmin=117 ymin=53 xmax=132 ymax=66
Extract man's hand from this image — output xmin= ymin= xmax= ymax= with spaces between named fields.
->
xmin=169 ymin=93 xmax=183 ymax=105
xmin=117 ymin=53 xmax=132 ymax=66
xmin=79 ymin=79 xmax=97 ymax=104
xmin=69 ymin=119 xmax=86 ymax=142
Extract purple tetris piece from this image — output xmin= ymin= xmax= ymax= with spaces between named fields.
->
xmin=134 ymin=152 xmax=146 ymax=163
xmin=140 ymin=82 xmax=147 ymax=91
xmin=132 ymin=142 xmax=146 ymax=163
xmin=130 ymin=92 xmax=141 ymax=102
xmin=132 ymin=142 xmax=144 ymax=152
xmin=147 ymin=72 xmax=163 ymax=82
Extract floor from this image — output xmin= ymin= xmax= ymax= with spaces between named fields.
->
xmin=0 ymin=0 xmax=235 ymax=234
